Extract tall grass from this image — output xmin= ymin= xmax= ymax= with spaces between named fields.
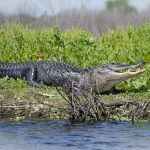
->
xmin=0 ymin=23 xmax=150 ymax=91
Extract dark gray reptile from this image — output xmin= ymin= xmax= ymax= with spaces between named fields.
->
xmin=0 ymin=61 xmax=145 ymax=94
xmin=0 ymin=61 xmax=82 ymax=88
xmin=72 ymin=61 xmax=145 ymax=94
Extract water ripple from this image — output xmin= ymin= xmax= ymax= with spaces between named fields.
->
xmin=0 ymin=120 xmax=150 ymax=150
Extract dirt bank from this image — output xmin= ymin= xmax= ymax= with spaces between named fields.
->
xmin=0 ymin=87 xmax=150 ymax=122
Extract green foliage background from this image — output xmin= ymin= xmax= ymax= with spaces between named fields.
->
xmin=0 ymin=23 xmax=150 ymax=91
xmin=106 ymin=0 xmax=137 ymax=14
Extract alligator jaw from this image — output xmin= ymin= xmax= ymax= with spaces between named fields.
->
xmin=51 ymin=61 xmax=145 ymax=94
xmin=92 ymin=61 xmax=145 ymax=94
xmin=107 ymin=60 xmax=145 ymax=72
xmin=110 ymin=68 xmax=145 ymax=80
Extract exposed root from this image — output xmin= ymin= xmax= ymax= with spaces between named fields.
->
xmin=0 ymin=95 xmax=149 ymax=122
xmin=57 ymin=82 xmax=150 ymax=123
xmin=61 ymin=89 xmax=150 ymax=123
xmin=56 ymin=73 xmax=150 ymax=123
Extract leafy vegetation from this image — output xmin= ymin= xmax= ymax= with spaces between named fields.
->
xmin=0 ymin=23 xmax=150 ymax=120
xmin=0 ymin=23 xmax=150 ymax=92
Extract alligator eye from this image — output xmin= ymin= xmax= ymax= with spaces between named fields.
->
xmin=111 ymin=61 xmax=117 ymax=65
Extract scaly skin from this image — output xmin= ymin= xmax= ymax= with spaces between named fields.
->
xmin=61 ymin=61 xmax=145 ymax=94
xmin=0 ymin=61 xmax=145 ymax=94
xmin=0 ymin=61 xmax=82 ymax=88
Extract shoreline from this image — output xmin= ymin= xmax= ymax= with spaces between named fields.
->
xmin=0 ymin=24 xmax=150 ymax=122
xmin=0 ymin=78 xmax=150 ymax=122
xmin=0 ymin=87 xmax=150 ymax=122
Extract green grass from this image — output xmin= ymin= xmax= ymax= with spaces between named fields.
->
xmin=0 ymin=77 xmax=149 ymax=121
xmin=0 ymin=23 xmax=150 ymax=95
xmin=0 ymin=22 xmax=149 ymax=121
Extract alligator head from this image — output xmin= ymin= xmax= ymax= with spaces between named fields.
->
xmin=85 ymin=61 xmax=145 ymax=94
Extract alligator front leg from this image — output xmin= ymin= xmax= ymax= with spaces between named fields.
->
xmin=26 ymin=68 xmax=47 ymax=88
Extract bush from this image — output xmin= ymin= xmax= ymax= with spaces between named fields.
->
xmin=0 ymin=23 xmax=150 ymax=91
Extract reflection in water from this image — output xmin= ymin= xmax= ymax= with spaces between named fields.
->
xmin=0 ymin=120 xmax=150 ymax=150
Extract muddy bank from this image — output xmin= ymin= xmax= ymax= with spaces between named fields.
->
xmin=0 ymin=96 xmax=150 ymax=122
xmin=0 ymin=78 xmax=150 ymax=122
xmin=0 ymin=86 xmax=69 ymax=120
xmin=0 ymin=100 xmax=68 ymax=120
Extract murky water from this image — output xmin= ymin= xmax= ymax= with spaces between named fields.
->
xmin=0 ymin=120 xmax=150 ymax=150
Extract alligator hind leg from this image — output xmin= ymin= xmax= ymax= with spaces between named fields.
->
xmin=26 ymin=68 xmax=47 ymax=88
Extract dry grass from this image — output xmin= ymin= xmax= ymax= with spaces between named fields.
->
xmin=0 ymin=9 xmax=150 ymax=35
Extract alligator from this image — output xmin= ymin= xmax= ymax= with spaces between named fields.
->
xmin=67 ymin=61 xmax=145 ymax=94
xmin=0 ymin=61 xmax=145 ymax=94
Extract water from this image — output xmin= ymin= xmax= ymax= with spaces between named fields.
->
xmin=0 ymin=120 xmax=150 ymax=150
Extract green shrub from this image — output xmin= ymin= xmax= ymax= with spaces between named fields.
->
xmin=0 ymin=23 xmax=150 ymax=91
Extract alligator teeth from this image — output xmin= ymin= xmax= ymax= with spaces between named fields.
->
xmin=130 ymin=69 xmax=145 ymax=75
xmin=116 ymin=68 xmax=144 ymax=73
